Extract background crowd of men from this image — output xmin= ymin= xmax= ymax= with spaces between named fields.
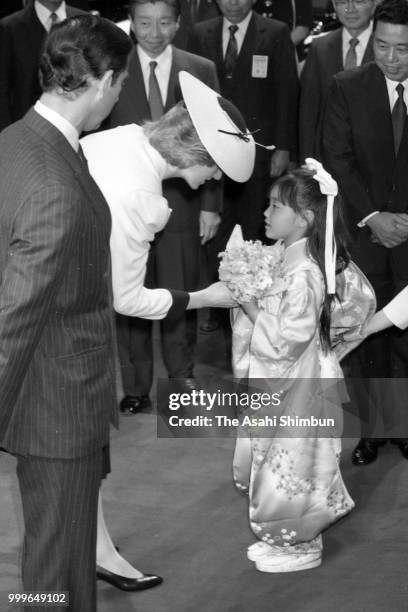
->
xmin=2 ymin=0 xmax=408 ymax=463
xmin=1 ymin=0 xmax=408 ymax=606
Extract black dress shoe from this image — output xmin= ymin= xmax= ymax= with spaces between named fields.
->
xmin=391 ymin=438 xmax=408 ymax=459
xmin=96 ymin=566 xmax=163 ymax=591
xmin=173 ymin=377 xmax=200 ymax=393
xmin=120 ymin=395 xmax=151 ymax=415
xmin=351 ymin=438 xmax=380 ymax=466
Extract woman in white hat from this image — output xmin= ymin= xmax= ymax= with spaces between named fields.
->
xmin=81 ymin=71 xmax=255 ymax=322
xmin=80 ymin=72 xmax=256 ymax=589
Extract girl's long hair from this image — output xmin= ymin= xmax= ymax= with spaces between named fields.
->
xmin=272 ymin=168 xmax=350 ymax=353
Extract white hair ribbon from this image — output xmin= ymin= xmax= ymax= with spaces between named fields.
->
xmin=304 ymin=158 xmax=338 ymax=295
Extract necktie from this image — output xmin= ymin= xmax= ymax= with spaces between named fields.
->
xmin=392 ymin=83 xmax=407 ymax=156
xmin=224 ymin=25 xmax=238 ymax=79
xmin=148 ymin=61 xmax=164 ymax=120
xmin=344 ymin=38 xmax=359 ymax=70
xmin=49 ymin=12 xmax=58 ymax=31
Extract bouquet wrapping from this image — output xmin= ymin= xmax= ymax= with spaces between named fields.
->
xmin=218 ymin=228 xmax=285 ymax=377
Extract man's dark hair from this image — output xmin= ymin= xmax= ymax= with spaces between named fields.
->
xmin=128 ymin=0 xmax=181 ymax=21
xmin=373 ymin=0 xmax=408 ymax=31
xmin=39 ymin=14 xmax=132 ymax=93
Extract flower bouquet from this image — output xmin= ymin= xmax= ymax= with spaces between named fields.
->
xmin=218 ymin=239 xmax=283 ymax=303
xmin=218 ymin=226 xmax=284 ymax=377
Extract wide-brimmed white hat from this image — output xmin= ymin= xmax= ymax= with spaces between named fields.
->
xmin=179 ymin=71 xmax=255 ymax=182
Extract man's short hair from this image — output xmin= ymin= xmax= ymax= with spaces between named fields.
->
xmin=128 ymin=0 xmax=181 ymax=21
xmin=374 ymin=0 xmax=408 ymax=31
xmin=39 ymin=14 xmax=132 ymax=94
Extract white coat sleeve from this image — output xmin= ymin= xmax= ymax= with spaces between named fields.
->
xmin=110 ymin=188 xmax=173 ymax=319
xmin=382 ymin=286 xmax=408 ymax=330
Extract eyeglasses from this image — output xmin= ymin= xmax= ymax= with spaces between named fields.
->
xmin=334 ymin=0 xmax=371 ymax=6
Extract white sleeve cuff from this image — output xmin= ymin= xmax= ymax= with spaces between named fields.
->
xmin=357 ymin=211 xmax=380 ymax=228
xmin=382 ymin=286 xmax=408 ymax=330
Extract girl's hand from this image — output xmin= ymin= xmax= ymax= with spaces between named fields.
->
xmin=240 ymin=300 xmax=260 ymax=323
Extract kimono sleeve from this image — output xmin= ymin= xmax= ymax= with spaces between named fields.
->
xmin=250 ymin=270 xmax=322 ymax=368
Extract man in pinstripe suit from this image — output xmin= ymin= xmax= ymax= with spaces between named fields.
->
xmin=0 ymin=15 xmax=133 ymax=611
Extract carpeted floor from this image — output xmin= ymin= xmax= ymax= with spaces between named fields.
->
xmin=1 ymin=315 xmax=408 ymax=612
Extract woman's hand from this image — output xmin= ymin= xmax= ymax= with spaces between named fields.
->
xmin=187 ymin=281 xmax=237 ymax=310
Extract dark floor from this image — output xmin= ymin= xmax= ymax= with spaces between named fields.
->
xmin=1 ymin=313 xmax=408 ymax=612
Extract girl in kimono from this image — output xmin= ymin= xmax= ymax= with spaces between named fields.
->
xmin=232 ymin=160 xmax=366 ymax=573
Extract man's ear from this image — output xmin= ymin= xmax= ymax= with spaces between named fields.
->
xmin=97 ymin=70 xmax=114 ymax=98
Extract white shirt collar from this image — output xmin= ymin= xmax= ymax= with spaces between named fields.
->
xmin=34 ymin=100 xmax=79 ymax=151
xmin=137 ymin=44 xmax=173 ymax=72
xmin=222 ymin=11 xmax=252 ymax=55
xmin=34 ymin=1 xmax=67 ymax=31
xmin=137 ymin=45 xmax=173 ymax=105
xmin=385 ymin=75 xmax=408 ymax=110
xmin=342 ymin=22 xmax=373 ymax=66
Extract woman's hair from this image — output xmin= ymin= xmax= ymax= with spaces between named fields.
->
xmin=143 ymin=102 xmax=215 ymax=169
xmin=272 ymin=168 xmax=350 ymax=353
xmin=39 ymin=14 xmax=132 ymax=96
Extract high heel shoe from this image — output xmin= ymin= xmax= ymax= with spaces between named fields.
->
xmin=96 ymin=566 xmax=163 ymax=591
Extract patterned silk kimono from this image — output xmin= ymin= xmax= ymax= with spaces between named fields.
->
xmin=232 ymin=238 xmax=375 ymax=557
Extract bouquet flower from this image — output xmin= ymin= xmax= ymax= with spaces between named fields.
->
xmin=218 ymin=239 xmax=284 ymax=303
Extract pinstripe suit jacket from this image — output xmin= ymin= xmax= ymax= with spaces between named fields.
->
xmin=0 ymin=109 xmax=117 ymax=459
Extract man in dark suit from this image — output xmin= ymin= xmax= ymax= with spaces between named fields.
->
xmin=0 ymin=0 xmax=87 ymax=131
xmin=173 ymin=0 xmax=220 ymax=49
xmin=323 ymin=0 xmax=408 ymax=466
xmin=299 ymin=0 xmax=376 ymax=160
xmin=254 ymin=0 xmax=313 ymax=63
xmin=187 ymin=0 xmax=298 ymax=330
xmin=106 ymin=0 xmax=222 ymax=412
xmin=0 ymin=15 xmax=133 ymax=610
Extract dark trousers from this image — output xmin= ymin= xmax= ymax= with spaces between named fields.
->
xmin=116 ymin=226 xmax=200 ymax=395
xmin=116 ymin=311 xmax=198 ymax=394
xmin=344 ymin=229 xmax=408 ymax=439
xmin=16 ymin=449 xmax=102 ymax=612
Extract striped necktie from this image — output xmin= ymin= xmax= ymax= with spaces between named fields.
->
xmin=148 ymin=61 xmax=164 ymax=120
xmin=225 ymin=25 xmax=238 ymax=79
xmin=344 ymin=38 xmax=359 ymax=70
xmin=392 ymin=83 xmax=407 ymax=156
xmin=48 ymin=12 xmax=59 ymax=31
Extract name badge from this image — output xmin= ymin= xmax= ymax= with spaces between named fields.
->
xmin=252 ymin=55 xmax=268 ymax=78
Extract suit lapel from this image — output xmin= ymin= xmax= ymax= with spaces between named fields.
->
xmin=165 ymin=47 xmax=194 ymax=111
xmin=205 ymin=19 xmax=224 ymax=77
xmin=23 ymin=110 xmax=111 ymax=241
xmin=233 ymin=13 xmax=258 ymax=81
xmin=326 ymin=29 xmax=343 ymax=74
xmin=22 ymin=5 xmax=47 ymax=60
xmin=126 ymin=49 xmax=151 ymax=121
xmin=165 ymin=49 xmax=181 ymax=111
xmin=362 ymin=35 xmax=374 ymax=64
xmin=363 ymin=64 xmax=395 ymax=174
